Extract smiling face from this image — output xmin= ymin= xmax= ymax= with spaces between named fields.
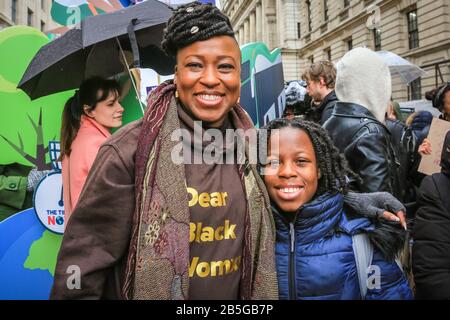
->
xmin=84 ymin=89 xmax=124 ymax=130
xmin=263 ymin=127 xmax=319 ymax=214
xmin=174 ymin=35 xmax=241 ymax=128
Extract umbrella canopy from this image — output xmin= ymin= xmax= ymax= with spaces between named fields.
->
xmin=18 ymin=0 xmax=175 ymax=100
xmin=82 ymin=0 xmax=170 ymax=47
xmin=376 ymin=50 xmax=426 ymax=85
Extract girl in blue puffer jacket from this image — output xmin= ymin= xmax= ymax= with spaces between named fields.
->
xmin=260 ymin=118 xmax=413 ymax=300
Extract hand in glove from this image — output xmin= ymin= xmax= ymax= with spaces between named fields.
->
xmin=344 ymin=191 xmax=407 ymax=230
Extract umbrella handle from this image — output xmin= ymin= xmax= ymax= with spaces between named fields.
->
xmin=116 ymin=37 xmax=145 ymax=116
xmin=127 ymin=19 xmax=141 ymax=68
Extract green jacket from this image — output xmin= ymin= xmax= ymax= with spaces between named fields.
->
xmin=0 ymin=164 xmax=33 ymax=221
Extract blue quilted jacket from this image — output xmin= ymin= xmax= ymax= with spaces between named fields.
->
xmin=274 ymin=192 xmax=414 ymax=300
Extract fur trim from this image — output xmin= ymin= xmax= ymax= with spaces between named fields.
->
xmin=368 ymin=219 xmax=408 ymax=262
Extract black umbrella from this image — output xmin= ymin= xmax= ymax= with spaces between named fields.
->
xmin=18 ymin=0 xmax=175 ymax=100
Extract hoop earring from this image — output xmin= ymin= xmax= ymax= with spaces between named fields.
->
xmin=175 ymin=90 xmax=179 ymax=98
xmin=237 ymin=97 xmax=240 ymax=104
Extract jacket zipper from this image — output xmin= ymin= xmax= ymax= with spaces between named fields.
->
xmin=289 ymin=222 xmax=296 ymax=300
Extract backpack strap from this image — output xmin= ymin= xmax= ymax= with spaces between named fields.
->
xmin=353 ymin=233 xmax=405 ymax=299
xmin=352 ymin=233 xmax=374 ymax=299
xmin=395 ymin=256 xmax=403 ymax=271
xmin=400 ymin=127 xmax=417 ymax=155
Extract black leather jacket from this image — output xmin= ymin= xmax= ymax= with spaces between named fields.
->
xmin=317 ymin=90 xmax=338 ymax=125
xmin=308 ymin=90 xmax=339 ymax=125
xmin=323 ymin=102 xmax=401 ymax=198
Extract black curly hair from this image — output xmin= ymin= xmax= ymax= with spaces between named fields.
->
xmin=260 ymin=118 xmax=360 ymax=196
xmin=161 ymin=1 xmax=235 ymax=58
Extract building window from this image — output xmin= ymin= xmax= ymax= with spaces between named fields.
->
xmin=324 ymin=0 xmax=329 ymax=21
xmin=407 ymin=10 xmax=419 ymax=49
xmin=306 ymin=1 xmax=312 ymax=32
xmin=347 ymin=38 xmax=353 ymax=51
xmin=373 ymin=28 xmax=381 ymax=51
xmin=27 ymin=9 xmax=34 ymax=26
xmin=309 ymin=55 xmax=314 ymax=64
xmin=41 ymin=21 xmax=46 ymax=32
xmin=297 ymin=22 xmax=301 ymax=39
xmin=11 ymin=0 xmax=17 ymax=23
xmin=344 ymin=0 xmax=350 ymax=8
xmin=410 ymin=78 xmax=422 ymax=100
xmin=325 ymin=48 xmax=331 ymax=61
xmin=41 ymin=0 xmax=45 ymax=10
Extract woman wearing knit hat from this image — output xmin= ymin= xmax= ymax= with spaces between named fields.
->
xmin=50 ymin=2 xmax=408 ymax=300
xmin=418 ymin=83 xmax=449 ymax=156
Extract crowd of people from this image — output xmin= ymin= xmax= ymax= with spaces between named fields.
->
xmin=284 ymin=42 xmax=450 ymax=300
xmin=2 ymin=1 xmax=447 ymax=300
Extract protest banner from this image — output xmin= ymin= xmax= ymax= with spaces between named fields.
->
xmin=418 ymin=117 xmax=450 ymax=175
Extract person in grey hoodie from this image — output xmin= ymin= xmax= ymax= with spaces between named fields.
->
xmin=323 ymin=47 xmax=401 ymax=199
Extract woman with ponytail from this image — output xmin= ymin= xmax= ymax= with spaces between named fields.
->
xmin=60 ymin=77 xmax=123 ymax=222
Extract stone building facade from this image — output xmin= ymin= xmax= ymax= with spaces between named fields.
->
xmin=222 ymin=0 xmax=303 ymax=81
xmin=0 ymin=0 xmax=59 ymax=32
xmin=222 ymin=0 xmax=450 ymax=101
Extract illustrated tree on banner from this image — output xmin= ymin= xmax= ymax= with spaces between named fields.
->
xmin=1 ymin=109 xmax=52 ymax=171
xmin=0 ymin=26 xmax=73 ymax=300
xmin=0 ymin=27 xmax=71 ymax=168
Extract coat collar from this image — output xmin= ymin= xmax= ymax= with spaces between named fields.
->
xmin=333 ymin=102 xmax=380 ymax=122
xmin=273 ymin=192 xmax=374 ymax=244
xmin=317 ymin=90 xmax=338 ymax=111
xmin=273 ymin=193 xmax=343 ymax=244
xmin=332 ymin=102 xmax=391 ymax=134
xmin=80 ymin=115 xmax=111 ymax=138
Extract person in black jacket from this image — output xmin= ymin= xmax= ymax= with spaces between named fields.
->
xmin=409 ymin=111 xmax=433 ymax=146
xmin=385 ymin=118 xmax=417 ymax=211
xmin=323 ymin=48 xmax=402 ymax=199
xmin=301 ymin=60 xmax=338 ymax=125
xmin=406 ymin=111 xmax=434 ymax=197
xmin=412 ymin=131 xmax=450 ymax=299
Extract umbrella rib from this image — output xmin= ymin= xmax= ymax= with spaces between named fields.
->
xmin=116 ymin=37 xmax=145 ymax=115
